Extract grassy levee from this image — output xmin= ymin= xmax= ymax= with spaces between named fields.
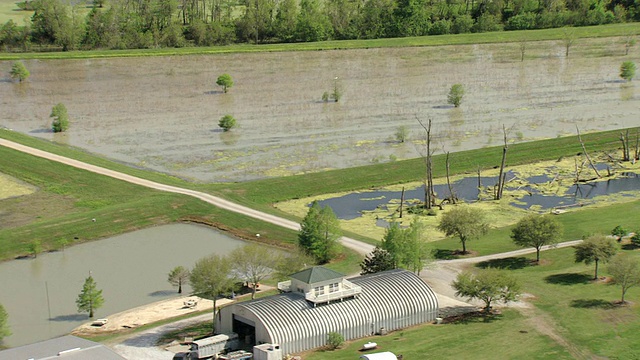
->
xmin=1 ymin=23 xmax=640 ymax=60
xmin=0 ymin=143 xmax=300 ymax=261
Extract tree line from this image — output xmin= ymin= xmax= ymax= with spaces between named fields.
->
xmin=1 ymin=0 xmax=639 ymax=51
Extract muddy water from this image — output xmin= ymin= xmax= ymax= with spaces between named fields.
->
xmin=1 ymin=40 xmax=639 ymax=182
xmin=0 ymin=223 xmax=244 ymax=347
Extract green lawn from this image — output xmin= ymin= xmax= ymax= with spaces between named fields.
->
xmin=2 ymin=22 xmax=640 ymax=60
xmin=304 ymin=309 xmax=572 ymax=360
xmin=303 ymin=246 xmax=640 ymax=360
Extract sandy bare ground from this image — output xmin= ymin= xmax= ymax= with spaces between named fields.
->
xmin=1 ymin=39 xmax=638 ymax=182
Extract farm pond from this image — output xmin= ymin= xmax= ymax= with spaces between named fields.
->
xmin=0 ymin=223 xmax=245 ymax=347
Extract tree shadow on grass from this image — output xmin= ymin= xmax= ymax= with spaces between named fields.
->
xmin=432 ymin=249 xmax=458 ymax=260
xmin=445 ymin=311 xmax=502 ymax=324
xmin=544 ymin=273 xmax=592 ymax=285
xmin=476 ymin=257 xmax=533 ymax=270
xmin=622 ymin=243 xmax=640 ymax=250
xmin=570 ymin=299 xmax=615 ymax=309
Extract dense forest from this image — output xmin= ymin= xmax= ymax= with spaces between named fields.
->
xmin=0 ymin=0 xmax=638 ymax=51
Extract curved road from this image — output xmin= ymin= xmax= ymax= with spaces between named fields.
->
xmin=0 ymin=138 xmax=375 ymax=255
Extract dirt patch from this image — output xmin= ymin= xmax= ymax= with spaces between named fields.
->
xmin=0 ymin=172 xmax=36 ymax=199
xmin=1 ymin=38 xmax=638 ymax=182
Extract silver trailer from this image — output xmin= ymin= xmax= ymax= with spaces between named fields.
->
xmin=172 ymin=333 xmax=239 ymax=360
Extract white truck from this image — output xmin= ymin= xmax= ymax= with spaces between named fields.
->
xmin=172 ymin=333 xmax=240 ymax=360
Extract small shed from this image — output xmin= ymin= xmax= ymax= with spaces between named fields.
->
xmin=359 ymin=352 xmax=398 ymax=360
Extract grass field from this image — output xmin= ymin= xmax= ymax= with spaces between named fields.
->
xmin=0 ymin=0 xmax=31 ymax=24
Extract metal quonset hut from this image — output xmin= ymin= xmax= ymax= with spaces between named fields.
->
xmin=216 ymin=268 xmax=439 ymax=355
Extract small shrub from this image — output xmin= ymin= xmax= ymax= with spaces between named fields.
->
xmin=50 ymin=103 xmax=69 ymax=133
xmin=515 ymin=131 xmax=524 ymax=141
xmin=426 ymin=208 xmax=438 ymax=216
xmin=322 ymin=91 xmax=330 ymax=102
xmin=218 ymin=114 xmax=237 ymax=132
xmin=620 ymin=61 xmax=636 ymax=82
xmin=447 ymin=84 xmax=465 ymax=107
xmin=326 ymin=332 xmax=344 ymax=350
xmin=395 ymin=125 xmax=409 ymax=143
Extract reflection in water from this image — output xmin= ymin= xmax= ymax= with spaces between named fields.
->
xmin=0 ymin=223 xmax=245 ymax=347
xmin=318 ymin=172 xmax=640 ymax=220
xmin=620 ymin=83 xmax=634 ymax=101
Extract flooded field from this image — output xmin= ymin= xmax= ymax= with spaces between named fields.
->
xmin=1 ymin=39 xmax=639 ymax=182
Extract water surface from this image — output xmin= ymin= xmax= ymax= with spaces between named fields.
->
xmin=0 ymin=223 xmax=245 ymax=347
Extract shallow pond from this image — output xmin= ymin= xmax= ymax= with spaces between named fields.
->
xmin=0 ymin=223 xmax=245 ymax=347
xmin=318 ymin=172 xmax=640 ymax=221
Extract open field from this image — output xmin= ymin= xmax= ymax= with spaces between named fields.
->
xmin=2 ymin=35 xmax=639 ymax=183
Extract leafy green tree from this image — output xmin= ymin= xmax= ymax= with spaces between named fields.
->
xmin=216 ymin=73 xmax=234 ymax=93
xmin=218 ymin=115 xmax=237 ymax=132
xmin=0 ymin=303 xmax=10 ymax=342
xmin=510 ymin=214 xmax=563 ymax=262
xmin=274 ymin=0 xmax=299 ymax=41
xmin=295 ymin=0 xmax=332 ymax=42
xmin=230 ymin=244 xmax=279 ymax=299
xmin=28 ymin=239 xmax=42 ymax=258
xmin=190 ymin=254 xmax=236 ymax=330
xmin=360 ymin=246 xmax=394 ymax=275
xmin=380 ymin=219 xmax=430 ymax=273
xmin=10 ymin=61 xmax=30 ymax=82
xmin=574 ymin=235 xmax=618 ymax=280
xmin=447 ymin=84 xmax=464 ymax=107
xmin=620 ymin=61 xmax=636 ymax=82
xmin=298 ymin=201 xmax=342 ymax=264
xmin=51 ymin=103 xmax=69 ymax=133
xmin=437 ymin=206 xmax=489 ymax=254
xmin=168 ymin=266 xmax=190 ymax=294
xmin=76 ymin=275 xmax=104 ymax=318
xmin=607 ymin=254 xmax=640 ymax=303
xmin=452 ymin=269 xmax=521 ymax=312
xmin=326 ymin=331 xmax=344 ymax=350
xmin=611 ymin=225 xmax=628 ymax=241
xmin=273 ymin=247 xmax=313 ymax=281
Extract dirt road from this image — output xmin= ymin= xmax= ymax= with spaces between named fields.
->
xmin=0 ymin=138 xmax=375 ymax=256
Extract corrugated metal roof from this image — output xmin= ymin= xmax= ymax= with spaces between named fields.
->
xmin=231 ymin=269 xmax=438 ymax=354
xmin=0 ymin=335 xmax=126 ymax=360
xmin=289 ymin=266 xmax=345 ymax=284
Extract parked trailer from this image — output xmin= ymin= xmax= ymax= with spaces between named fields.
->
xmin=173 ymin=333 xmax=239 ymax=360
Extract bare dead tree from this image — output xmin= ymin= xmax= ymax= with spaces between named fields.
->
xmin=445 ymin=151 xmax=457 ymax=204
xmin=417 ymin=116 xmax=435 ymax=209
xmin=620 ymin=130 xmax=630 ymax=161
xmin=635 ymin=129 xmax=639 ymax=162
xmin=399 ymin=187 xmax=405 ymax=218
xmin=495 ymin=124 xmax=508 ymax=200
xmin=576 ymin=126 xmax=602 ymax=178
